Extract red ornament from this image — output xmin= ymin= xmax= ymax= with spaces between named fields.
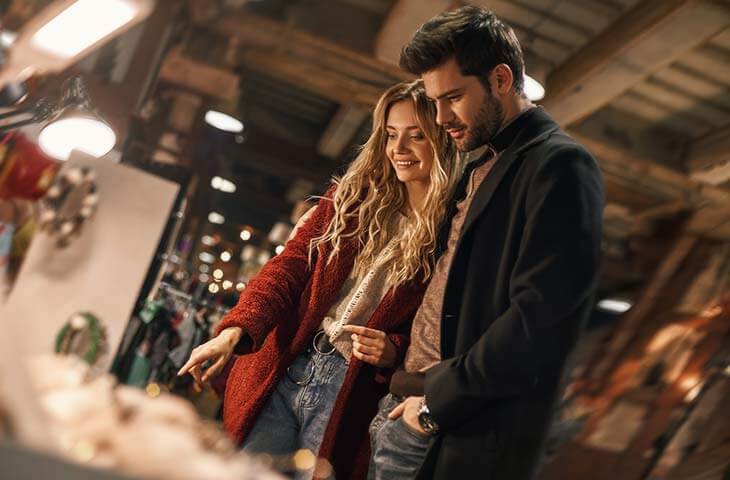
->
xmin=0 ymin=133 xmax=60 ymax=200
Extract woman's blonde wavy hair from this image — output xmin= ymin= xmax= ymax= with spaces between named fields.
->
xmin=311 ymin=80 xmax=461 ymax=287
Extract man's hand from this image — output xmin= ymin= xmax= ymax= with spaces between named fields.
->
xmin=177 ymin=326 xmax=242 ymax=387
xmin=342 ymin=325 xmax=397 ymax=368
xmin=389 ymin=395 xmax=427 ymax=436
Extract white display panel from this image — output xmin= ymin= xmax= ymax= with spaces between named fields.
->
xmin=0 ymin=150 xmax=179 ymax=372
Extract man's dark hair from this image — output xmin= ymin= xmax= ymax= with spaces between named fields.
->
xmin=400 ymin=5 xmax=525 ymax=93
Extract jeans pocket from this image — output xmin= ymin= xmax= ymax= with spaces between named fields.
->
xmin=369 ymin=413 xmax=385 ymax=444
xmin=285 ymin=353 xmax=314 ymax=387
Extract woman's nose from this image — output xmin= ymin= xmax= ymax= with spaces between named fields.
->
xmin=394 ymin=135 xmax=410 ymax=152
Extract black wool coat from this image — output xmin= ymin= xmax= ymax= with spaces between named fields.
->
xmin=417 ymin=107 xmax=604 ymax=480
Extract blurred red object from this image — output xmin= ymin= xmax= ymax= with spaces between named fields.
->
xmin=0 ymin=132 xmax=60 ymax=200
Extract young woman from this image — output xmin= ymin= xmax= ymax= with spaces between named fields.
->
xmin=178 ymin=80 xmax=459 ymax=479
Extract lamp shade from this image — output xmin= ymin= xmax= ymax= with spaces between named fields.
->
xmin=38 ymin=108 xmax=116 ymax=161
xmin=523 ymin=52 xmax=549 ymax=102
xmin=524 ymin=74 xmax=545 ymax=101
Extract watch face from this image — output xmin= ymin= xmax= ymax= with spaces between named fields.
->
xmin=418 ymin=411 xmax=432 ymax=434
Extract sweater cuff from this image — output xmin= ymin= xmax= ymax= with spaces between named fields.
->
xmin=375 ymin=333 xmax=409 ymax=384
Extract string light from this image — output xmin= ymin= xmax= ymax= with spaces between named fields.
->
xmin=199 ymin=252 xmax=215 ymax=264
xmin=201 ymin=235 xmax=217 ymax=246
xmin=208 ymin=211 xmax=225 ymax=224
xmin=211 ymin=176 xmax=236 ymax=193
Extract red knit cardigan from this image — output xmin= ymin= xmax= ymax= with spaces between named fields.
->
xmin=215 ymin=186 xmax=428 ymax=479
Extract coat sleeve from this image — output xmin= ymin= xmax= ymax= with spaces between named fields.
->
xmin=424 ymin=147 xmax=604 ymax=431
xmin=215 ymin=185 xmax=336 ymax=353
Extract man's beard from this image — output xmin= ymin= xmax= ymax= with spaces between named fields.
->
xmin=457 ymin=90 xmax=503 ymax=152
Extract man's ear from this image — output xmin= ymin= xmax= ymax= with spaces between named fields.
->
xmin=491 ymin=64 xmax=514 ymax=95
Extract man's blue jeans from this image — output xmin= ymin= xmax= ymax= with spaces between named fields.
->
xmin=242 ymin=348 xmax=347 ymax=468
xmin=368 ymin=393 xmax=431 ymax=480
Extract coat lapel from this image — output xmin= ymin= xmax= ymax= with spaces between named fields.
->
xmin=460 ymin=147 xmax=518 ymax=237
xmin=459 ymin=120 xmax=560 ymax=240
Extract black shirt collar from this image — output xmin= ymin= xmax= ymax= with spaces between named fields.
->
xmin=489 ymin=106 xmax=539 ymax=153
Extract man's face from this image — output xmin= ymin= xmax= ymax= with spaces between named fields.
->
xmin=422 ymin=57 xmax=504 ymax=152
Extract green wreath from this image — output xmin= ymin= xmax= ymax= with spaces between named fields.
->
xmin=54 ymin=312 xmax=104 ymax=365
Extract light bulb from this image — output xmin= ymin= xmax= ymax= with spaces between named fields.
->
xmin=38 ymin=117 xmax=115 ymax=161
xmin=597 ymin=298 xmax=632 ymax=313
xmin=205 ymin=110 xmax=243 ymax=133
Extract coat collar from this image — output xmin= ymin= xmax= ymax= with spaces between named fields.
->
xmin=461 ymin=107 xmax=560 ymax=237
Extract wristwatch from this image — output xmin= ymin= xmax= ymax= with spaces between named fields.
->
xmin=417 ymin=397 xmax=440 ymax=435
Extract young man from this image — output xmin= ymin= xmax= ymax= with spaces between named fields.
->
xmin=369 ymin=6 xmax=604 ymax=480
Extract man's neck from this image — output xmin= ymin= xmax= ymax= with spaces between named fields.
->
xmin=498 ymin=96 xmax=535 ymax=133
xmin=464 ymin=97 xmax=535 ymax=158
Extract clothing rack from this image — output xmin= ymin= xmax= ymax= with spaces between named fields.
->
xmin=157 ymin=281 xmax=230 ymax=316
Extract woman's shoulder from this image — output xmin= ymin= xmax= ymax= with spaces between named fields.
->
xmin=288 ymin=205 xmax=319 ymax=241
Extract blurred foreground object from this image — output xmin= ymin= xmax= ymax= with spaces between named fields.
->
xmin=0 ymin=354 xmax=284 ymax=480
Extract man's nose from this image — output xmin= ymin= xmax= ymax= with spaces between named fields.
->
xmin=435 ymin=102 xmax=454 ymax=126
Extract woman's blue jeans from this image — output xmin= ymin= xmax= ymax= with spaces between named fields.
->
xmin=241 ymin=347 xmax=348 ymax=474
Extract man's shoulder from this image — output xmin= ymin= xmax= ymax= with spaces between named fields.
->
xmin=515 ymin=130 xmax=601 ymax=190
xmin=530 ymin=129 xmax=593 ymax=161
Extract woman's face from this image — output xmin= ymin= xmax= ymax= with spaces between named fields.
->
xmin=385 ymin=100 xmax=434 ymax=185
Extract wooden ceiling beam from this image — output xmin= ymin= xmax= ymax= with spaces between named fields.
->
xmin=542 ymin=0 xmax=730 ymax=126
xmin=568 ymin=130 xmax=730 ymax=210
xmin=213 ymin=12 xmax=409 ymax=107
xmin=238 ymin=127 xmax=334 ymax=184
xmin=317 ymin=105 xmax=370 ymax=159
xmin=687 ymin=124 xmax=730 ymax=185
xmin=685 ymin=205 xmax=730 ymax=240
xmin=239 ymin=50 xmax=385 ymax=106
xmin=158 ymin=46 xmax=239 ymax=101
xmin=374 ymin=0 xmax=455 ymax=66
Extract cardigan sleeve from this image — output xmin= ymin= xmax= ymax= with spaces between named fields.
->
xmin=374 ymin=332 xmax=410 ymax=384
xmin=215 ymin=185 xmax=336 ymax=353
xmin=424 ymin=147 xmax=604 ymax=431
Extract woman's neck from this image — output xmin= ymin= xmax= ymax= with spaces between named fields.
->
xmin=404 ymin=179 xmax=429 ymax=215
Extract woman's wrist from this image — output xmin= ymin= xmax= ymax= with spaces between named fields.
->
xmin=221 ymin=326 xmax=243 ymax=346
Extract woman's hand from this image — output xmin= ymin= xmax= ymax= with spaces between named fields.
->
xmin=177 ymin=327 xmax=242 ymax=386
xmin=342 ymin=325 xmax=397 ymax=368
